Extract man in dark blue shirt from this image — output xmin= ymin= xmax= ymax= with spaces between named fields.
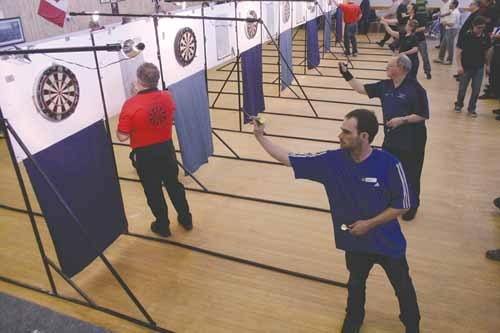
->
xmin=253 ymin=109 xmax=420 ymax=333
xmin=339 ymin=54 xmax=429 ymax=221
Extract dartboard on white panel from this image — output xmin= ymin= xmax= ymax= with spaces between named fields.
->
xmin=34 ymin=64 xmax=80 ymax=122
xmin=282 ymin=1 xmax=291 ymax=24
xmin=245 ymin=10 xmax=258 ymax=39
xmin=307 ymin=2 xmax=316 ymax=13
xmin=174 ymin=27 xmax=197 ymax=67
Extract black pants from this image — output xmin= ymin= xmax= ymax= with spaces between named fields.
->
xmin=345 ymin=252 xmax=420 ymax=329
xmin=488 ymin=45 xmax=500 ymax=97
xmin=383 ymin=133 xmax=426 ymax=207
xmin=132 ymin=140 xmax=190 ymax=227
xmin=408 ymin=56 xmax=420 ymax=80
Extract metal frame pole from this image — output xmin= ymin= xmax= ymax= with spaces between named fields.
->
xmin=0 ymin=110 xmax=58 ymax=296
xmin=234 ymin=2 xmax=243 ymax=132
xmin=3 ymin=119 xmax=157 ymax=327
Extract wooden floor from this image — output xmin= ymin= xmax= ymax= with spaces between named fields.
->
xmin=1 ymin=33 xmax=500 ymax=333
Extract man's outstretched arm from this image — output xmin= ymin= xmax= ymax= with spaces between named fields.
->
xmin=339 ymin=62 xmax=367 ymax=95
xmin=253 ymin=120 xmax=292 ymax=166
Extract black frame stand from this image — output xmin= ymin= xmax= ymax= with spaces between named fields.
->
xmin=0 ymin=45 xmax=172 ymax=333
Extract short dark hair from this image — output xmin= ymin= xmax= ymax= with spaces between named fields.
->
xmin=472 ymin=15 xmax=487 ymax=27
xmin=345 ymin=109 xmax=379 ymax=143
xmin=137 ymin=62 xmax=160 ymax=88
xmin=452 ymin=0 xmax=459 ymax=7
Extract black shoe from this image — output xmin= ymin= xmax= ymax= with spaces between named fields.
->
xmin=435 ymin=44 xmax=440 ymax=49
xmin=402 ymin=207 xmax=418 ymax=221
xmin=178 ymin=213 xmax=193 ymax=231
xmin=492 ymin=109 xmax=500 ymax=115
xmin=495 ymin=197 xmax=500 ymax=209
xmin=478 ymin=93 xmax=495 ymax=100
xmin=376 ymin=41 xmax=384 ymax=47
xmin=150 ymin=221 xmax=171 ymax=237
xmin=341 ymin=318 xmax=361 ymax=333
xmin=426 ymin=73 xmax=432 ymax=80
xmin=486 ymin=249 xmax=500 ymax=261
xmin=406 ymin=327 xmax=420 ymax=333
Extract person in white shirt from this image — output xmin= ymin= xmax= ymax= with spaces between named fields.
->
xmin=434 ymin=0 xmax=461 ymax=64
xmin=376 ymin=0 xmax=401 ymax=47
xmin=435 ymin=0 xmax=452 ymax=48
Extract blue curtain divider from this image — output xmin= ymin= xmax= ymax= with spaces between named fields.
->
xmin=324 ymin=11 xmax=333 ymax=52
xmin=279 ymin=29 xmax=293 ymax=90
xmin=307 ymin=19 xmax=320 ymax=69
xmin=241 ymin=44 xmax=265 ymax=124
xmin=359 ymin=0 xmax=371 ymax=34
xmin=169 ymin=70 xmax=214 ymax=174
xmin=336 ymin=8 xmax=343 ymax=42
xmin=24 ymin=121 xmax=128 ymax=278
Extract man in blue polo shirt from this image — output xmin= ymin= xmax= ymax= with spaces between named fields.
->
xmin=253 ymin=109 xmax=420 ymax=333
xmin=339 ymin=54 xmax=429 ymax=221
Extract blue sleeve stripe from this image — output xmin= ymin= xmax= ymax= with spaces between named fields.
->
xmin=396 ymin=162 xmax=410 ymax=209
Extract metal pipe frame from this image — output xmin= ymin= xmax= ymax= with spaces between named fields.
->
xmin=2 ymin=118 xmax=158 ymax=328
xmin=0 ymin=275 xmax=174 ymax=333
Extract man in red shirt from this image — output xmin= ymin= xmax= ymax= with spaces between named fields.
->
xmin=117 ymin=62 xmax=192 ymax=237
xmin=333 ymin=0 xmax=363 ymax=56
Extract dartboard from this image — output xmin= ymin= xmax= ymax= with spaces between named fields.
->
xmin=282 ymin=1 xmax=291 ymax=24
xmin=174 ymin=27 xmax=197 ymax=67
xmin=34 ymin=65 xmax=80 ymax=122
xmin=308 ymin=2 xmax=316 ymax=13
xmin=245 ymin=10 xmax=258 ymax=39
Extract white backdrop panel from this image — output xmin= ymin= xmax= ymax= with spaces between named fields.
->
xmin=157 ymin=8 xmax=206 ymax=87
xmin=0 ymin=34 xmax=105 ymax=161
xmin=317 ymin=0 xmax=336 ymax=13
xmin=279 ymin=1 xmax=293 ymax=34
xmin=237 ymin=1 xmax=263 ymax=53
xmin=306 ymin=1 xmax=319 ymax=21
xmin=204 ymin=2 xmax=237 ymax=68
xmin=92 ymin=20 xmax=158 ymax=118
xmin=262 ymin=1 xmax=280 ymax=43
xmin=293 ymin=1 xmax=307 ymax=27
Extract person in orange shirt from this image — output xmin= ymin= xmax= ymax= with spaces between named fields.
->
xmin=117 ymin=63 xmax=193 ymax=237
xmin=333 ymin=0 xmax=363 ymax=56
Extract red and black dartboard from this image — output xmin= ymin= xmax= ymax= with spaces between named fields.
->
xmin=245 ymin=10 xmax=258 ymax=39
xmin=34 ymin=64 xmax=80 ymax=122
xmin=174 ymin=27 xmax=197 ymax=67
xmin=282 ymin=1 xmax=291 ymax=24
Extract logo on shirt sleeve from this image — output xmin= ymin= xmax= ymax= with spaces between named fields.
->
xmin=149 ymin=104 xmax=167 ymax=126
xmin=361 ymin=177 xmax=380 ymax=187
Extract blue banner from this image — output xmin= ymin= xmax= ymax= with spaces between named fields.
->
xmin=324 ymin=11 xmax=333 ymax=52
xmin=307 ymin=19 xmax=320 ymax=69
xmin=169 ymin=70 xmax=214 ymax=174
xmin=336 ymin=8 xmax=343 ymax=42
xmin=241 ymin=44 xmax=265 ymax=124
xmin=280 ymin=29 xmax=293 ymax=90
xmin=24 ymin=121 xmax=128 ymax=278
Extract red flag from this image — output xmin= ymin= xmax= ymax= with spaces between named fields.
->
xmin=38 ymin=0 xmax=68 ymax=28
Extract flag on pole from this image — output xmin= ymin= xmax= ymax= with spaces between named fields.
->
xmin=38 ymin=0 xmax=68 ymax=28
